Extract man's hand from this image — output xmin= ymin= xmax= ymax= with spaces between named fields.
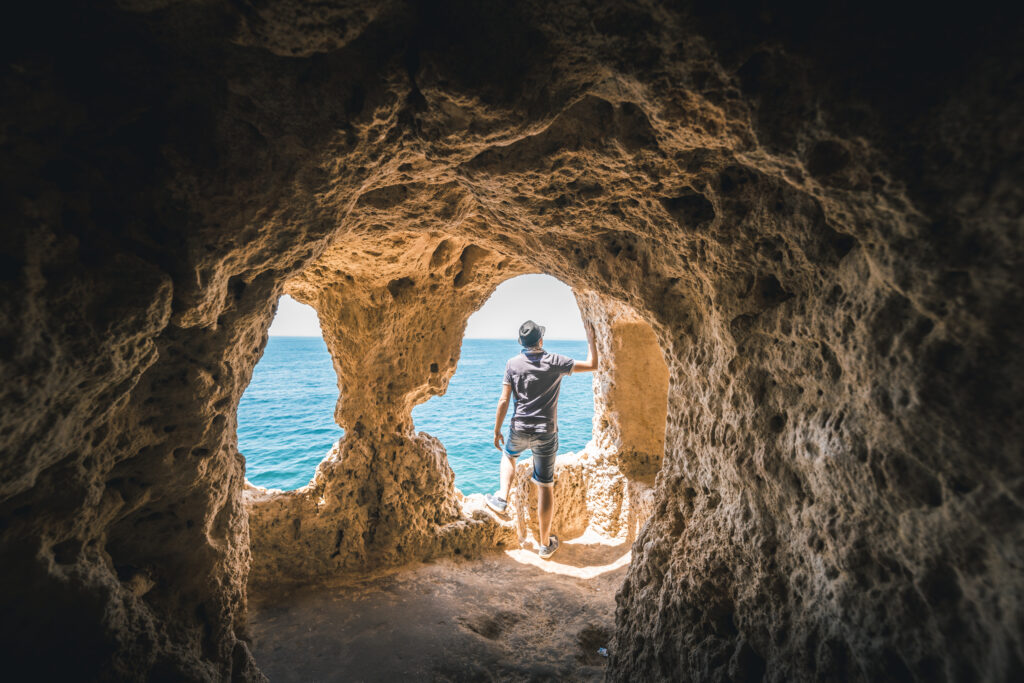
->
xmin=583 ymin=320 xmax=595 ymax=342
xmin=494 ymin=384 xmax=511 ymax=448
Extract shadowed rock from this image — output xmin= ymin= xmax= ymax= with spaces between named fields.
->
xmin=0 ymin=1 xmax=1021 ymax=680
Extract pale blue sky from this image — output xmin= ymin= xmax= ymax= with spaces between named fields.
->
xmin=268 ymin=274 xmax=586 ymax=339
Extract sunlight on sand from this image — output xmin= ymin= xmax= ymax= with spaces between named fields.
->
xmin=505 ymin=529 xmax=632 ymax=578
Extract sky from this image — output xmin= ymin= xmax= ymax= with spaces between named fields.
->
xmin=268 ymin=274 xmax=586 ymax=340
xmin=267 ymin=295 xmax=323 ymax=336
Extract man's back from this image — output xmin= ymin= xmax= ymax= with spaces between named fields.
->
xmin=503 ymin=350 xmax=575 ymax=434
xmin=487 ymin=320 xmax=599 ymax=558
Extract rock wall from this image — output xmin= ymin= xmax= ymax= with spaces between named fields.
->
xmin=581 ymin=293 xmax=671 ymax=484
xmin=0 ymin=1 xmax=1020 ymax=680
xmin=507 ymin=445 xmax=654 ymax=547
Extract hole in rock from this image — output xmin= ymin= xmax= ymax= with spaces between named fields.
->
xmin=238 ymin=295 xmax=343 ymax=490
xmin=412 ymin=274 xmax=594 ymax=495
xmin=246 ymin=277 xmax=675 ymax=681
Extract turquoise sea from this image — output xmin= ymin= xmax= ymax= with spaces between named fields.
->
xmin=238 ymin=337 xmax=594 ymax=494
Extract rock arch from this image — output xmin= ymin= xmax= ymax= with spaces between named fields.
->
xmin=244 ymin=240 xmax=669 ymax=584
xmin=1 ymin=2 xmax=1020 ymax=681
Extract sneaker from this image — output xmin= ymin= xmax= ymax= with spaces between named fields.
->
xmin=539 ymin=535 xmax=560 ymax=559
xmin=484 ymin=493 xmax=508 ymax=514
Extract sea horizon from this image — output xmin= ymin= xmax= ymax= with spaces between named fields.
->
xmin=267 ymin=334 xmax=589 ymax=341
xmin=239 ymin=337 xmax=595 ymax=493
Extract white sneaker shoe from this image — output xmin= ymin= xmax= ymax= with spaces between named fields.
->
xmin=484 ymin=493 xmax=508 ymax=514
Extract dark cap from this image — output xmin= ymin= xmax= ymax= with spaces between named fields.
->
xmin=518 ymin=320 xmax=545 ymax=347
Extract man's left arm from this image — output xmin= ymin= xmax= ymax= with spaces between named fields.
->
xmin=493 ymin=383 xmax=512 ymax=450
xmin=570 ymin=320 xmax=599 ymax=373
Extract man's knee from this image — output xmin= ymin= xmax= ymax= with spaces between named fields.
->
xmin=536 ymin=482 xmax=554 ymax=509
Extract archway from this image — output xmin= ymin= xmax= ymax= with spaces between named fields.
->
xmin=242 ymin=267 xmax=673 ymax=679
xmin=242 ymin=232 xmax=674 ymax=588
xmin=239 ymin=295 xmax=342 ymax=491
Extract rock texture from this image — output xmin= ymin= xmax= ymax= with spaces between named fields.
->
xmin=244 ymin=232 xmax=527 ymax=586
xmin=1 ymin=1 xmax=1021 ymax=681
xmin=581 ymin=292 xmax=671 ymax=484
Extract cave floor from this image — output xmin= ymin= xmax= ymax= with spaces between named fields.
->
xmin=247 ymin=532 xmax=630 ymax=682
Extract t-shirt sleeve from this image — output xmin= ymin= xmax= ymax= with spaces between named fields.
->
xmin=554 ymin=353 xmax=575 ymax=375
xmin=503 ymin=360 xmax=512 ymax=385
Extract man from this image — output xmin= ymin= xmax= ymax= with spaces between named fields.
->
xmin=485 ymin=319 xmax=599 ymax=559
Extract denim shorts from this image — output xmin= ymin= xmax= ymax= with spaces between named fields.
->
xmin=503 ymin=428 xmax=558 ymax=486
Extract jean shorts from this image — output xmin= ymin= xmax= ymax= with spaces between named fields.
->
xmin=503 ymin=428 xmax=558 ymax=486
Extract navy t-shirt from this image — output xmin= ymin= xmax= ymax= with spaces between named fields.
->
xmin=503 ymin=349 xmax=575 ymax=433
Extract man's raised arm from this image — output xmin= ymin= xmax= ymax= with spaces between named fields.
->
xmin=572 ymin=321 xmax=599 ymax=373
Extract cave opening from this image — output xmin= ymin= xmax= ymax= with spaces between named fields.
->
xmin=242 ymin=244 xmax=673 ymax=573
xmin=238 ymin=295 xmax=342 ymax=491
xmin=239 ymin=242 xmax=675 ymax=678
xmin=244 ymin=270 xmax=674 ymax=680
xmin=411 ymin=273 xmax=595 ymax=496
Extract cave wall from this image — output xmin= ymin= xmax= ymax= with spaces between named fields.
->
xmin=581 ymin=292 xmax=671 ymax=484
xmin=1 ymin=1 xmax=1021 ymax=680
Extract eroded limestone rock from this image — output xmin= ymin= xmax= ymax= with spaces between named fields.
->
xmin=1 ymin=1 xmax=1020 ymax=680
xmin=507 ymin=446 xmax=657 ymax=547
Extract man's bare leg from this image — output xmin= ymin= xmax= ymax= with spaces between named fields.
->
xmin=499 ymin=454 xmax=516 ymax=500
xmin=485 ymin=454 xmax=516 ymax=515
xmin=537 ymin=482 xmax=554 ymax=545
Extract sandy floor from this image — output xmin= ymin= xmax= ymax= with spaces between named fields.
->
xmin=248 ymin=532 xmax=630 ymax=682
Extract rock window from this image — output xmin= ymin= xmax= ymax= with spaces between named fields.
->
xmin=238 ymin=295 xmax=342 ymax=491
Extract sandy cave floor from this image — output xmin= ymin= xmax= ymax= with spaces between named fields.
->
xmin=247 ymin=532 xmax=631 ymax=682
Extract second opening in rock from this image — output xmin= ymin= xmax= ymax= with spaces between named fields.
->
xmin=412 ymin=274 xmax=595 ymax=494
xmin=239 ymin=295 xmax=343 ymax=490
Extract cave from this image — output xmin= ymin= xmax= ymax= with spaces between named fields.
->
xmin=1 ymin=1 xmax=1021 ymax=681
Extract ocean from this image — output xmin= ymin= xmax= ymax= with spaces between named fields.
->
xmin=238 ymin=336 xmax=594 ymax=494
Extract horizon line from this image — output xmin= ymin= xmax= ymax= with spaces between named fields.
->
xmin=267 ymin=334 xmax=587 ymax=341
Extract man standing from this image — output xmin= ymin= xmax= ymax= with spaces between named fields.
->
xmin=485 ymin=319 xmax=599 ymax=559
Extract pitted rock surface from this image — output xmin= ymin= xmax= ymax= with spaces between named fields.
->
xmin=1 ymin=2 xmax=1021 ymax=681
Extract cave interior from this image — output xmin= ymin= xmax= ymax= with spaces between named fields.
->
xmin=0 ymin=1 xmax=1021 ymax=681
